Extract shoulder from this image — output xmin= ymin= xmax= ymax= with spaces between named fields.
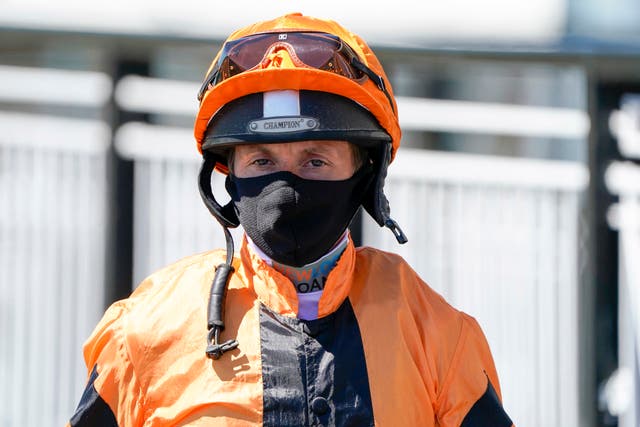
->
xmin=354 ymin=246 xmax=458 ymax=320
xmin=352 ymin=247 xmax=507 ymax=424
xmin=114 ymin=249 xmax=232 ymax=318
xmin=77 ymin=250 xmax=232 ymax=425
xmin=354 ymin=245 xmax=429 ymax=283
xmin=354 ymin=245 xmax=406 ymax=266
xmin=83 ymin=250 xmax=227 ymax=363
xmin=354 ymin=245 xmax=422 ymax=290
xmin=132 ymin=249 xmax=227 ymax=298
xmin=124 ymin=249 xmax=231 ymax=330
xmin=352 ymin=244 xmax=471 ymax=363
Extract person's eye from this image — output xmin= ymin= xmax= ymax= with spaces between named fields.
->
xmin=307 ymin=159 xmax=328 ymax=167
xmin=251 ymin=158 xmax=272 ymax=166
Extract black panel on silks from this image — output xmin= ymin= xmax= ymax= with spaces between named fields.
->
xmin=259 ymin=299 xmax=374 ymax=427
xmin=69 ymin=365 xmax=118 ymax=427
xmin=460 ymin=379 xmax=512 ymax=427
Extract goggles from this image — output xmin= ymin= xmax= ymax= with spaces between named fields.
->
xmin=197 ymin=31 xmax=394 ymax=111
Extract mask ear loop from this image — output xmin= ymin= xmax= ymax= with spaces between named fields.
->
xmin=198 ymin=153 xmax=240 ymax=359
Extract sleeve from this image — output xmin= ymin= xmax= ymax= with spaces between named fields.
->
xmin=68 ymin=300 xmax=144 ymax=427
xmin=435 ymin=314 xmax=514 ymax=427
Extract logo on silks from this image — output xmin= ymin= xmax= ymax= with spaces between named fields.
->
xmin=273 ymin=256 xmax=337 ymax=293
xmin=248 ymin=116 xmax=319 ymax=133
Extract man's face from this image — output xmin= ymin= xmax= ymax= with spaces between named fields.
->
xmin=232 ymin=140 xmax=356 ymax=181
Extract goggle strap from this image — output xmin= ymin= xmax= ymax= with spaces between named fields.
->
xmin=198 ymin=69 xmax=219 ymax=101
xmin=350 ymin=57 xmax=395 ymax=113
xmin=350 ymin=57 xmax=384 ymax=90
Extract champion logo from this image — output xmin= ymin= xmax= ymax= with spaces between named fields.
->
xmin=248 ymin=116 xmax=318 ymax=133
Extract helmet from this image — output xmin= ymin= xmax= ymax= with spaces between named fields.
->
xmin=195 ymin=13 xmax=406 ymax=241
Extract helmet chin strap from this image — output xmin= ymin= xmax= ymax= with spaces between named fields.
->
xmin=198 ymin=154 xmax=239 ymax=229
xmin=363 ymin=143 xmax=408 ymax=244
xmin=198 ymin=154 xmax=239 ymax=360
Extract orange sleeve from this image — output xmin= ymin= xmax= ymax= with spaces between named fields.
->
xmin=75 ymin=299 xmax=145 ymax=426
xmin=435 ymin=314 xmax=513 ymax=427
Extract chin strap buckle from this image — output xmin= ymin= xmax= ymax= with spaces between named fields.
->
xmin=206 ymin=326 xmax=239 ymax=360
xmin=385 ymin=218 xmax=408 ymax=244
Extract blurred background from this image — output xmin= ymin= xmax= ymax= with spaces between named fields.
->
xmin=1 ymin=1 xmax=639 ymax=426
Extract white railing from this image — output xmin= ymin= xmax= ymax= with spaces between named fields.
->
xmin=605 ymin=161 xmax=640 ymax=427
xmin=0 ymin=65 xmax=112 ymax=107
xmin=602 ymin=93 xmax=640 ymax=427
xmin=114 ymin=122 xmax=245 ymax=285
xmin=0 ymin=66 xmax=111 ymax=427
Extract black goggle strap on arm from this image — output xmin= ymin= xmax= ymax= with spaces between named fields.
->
xmin=198 ymin=154 xmax=240 ymax=359
xmin=197 ymin=68 xmax=220 ymax=102
xmin=349 ymin=57 xmax=396 ymax=114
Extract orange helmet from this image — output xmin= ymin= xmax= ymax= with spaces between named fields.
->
xmin=194 ymin=12 xmax=400 ymax=159
xmin=195 ymin=12 xmax=406 ymax=243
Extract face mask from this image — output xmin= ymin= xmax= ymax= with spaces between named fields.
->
xmin=225 ymin=164 xmax=373 ymax=267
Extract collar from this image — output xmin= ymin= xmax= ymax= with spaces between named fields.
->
xmin=245 ymin=232 xmax=349 ymax=268
xmin=235 ymin=234 xmax=357 ymax=318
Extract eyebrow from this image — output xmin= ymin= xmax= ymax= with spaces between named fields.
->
xmin=301 ymin=142 xmax=347 ymax=156
xmin=240 ymin=144 xmax=337 ymax=155
xmin=301 ymin=147 xmax=333 ymax=156
xmin=236 ymin=146 xmax=272 ymax=159
xmin=240 ymin=145 xmax=270 ymax=154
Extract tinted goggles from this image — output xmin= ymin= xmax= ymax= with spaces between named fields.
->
xmin=197 ymin=31 xmax=394 ymax=111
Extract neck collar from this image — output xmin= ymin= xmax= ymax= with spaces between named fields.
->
xmin=237 ymin=233 xmax=356 ymax=318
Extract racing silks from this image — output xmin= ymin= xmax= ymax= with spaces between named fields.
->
xmin=68 ymin=237 xmax=513 ymax=426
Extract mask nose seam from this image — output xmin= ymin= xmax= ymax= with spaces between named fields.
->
xmin=290 ymin=183 xmax=302 ymax=265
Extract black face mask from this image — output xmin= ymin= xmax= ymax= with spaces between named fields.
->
xmin=225 ymin=164 xmax=374 ymax=267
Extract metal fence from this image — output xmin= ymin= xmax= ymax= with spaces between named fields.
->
xmin=0 ymin=111 xmax=110 ymax=426
xmin=605 ymin=93 xmax=640 ymax=427
xmin=606 ymin=161 xmax=640 ymax=427
xmin=114 ymin=122 xmax=245 ymax=285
